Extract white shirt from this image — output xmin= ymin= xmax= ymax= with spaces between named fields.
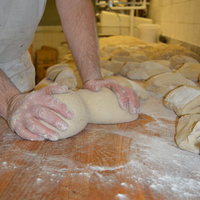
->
xmin=0 ymin=0 xmax=47 ymax=92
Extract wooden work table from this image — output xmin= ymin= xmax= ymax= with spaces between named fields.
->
xmin=0 ymin=95 xmax=200 ymax=200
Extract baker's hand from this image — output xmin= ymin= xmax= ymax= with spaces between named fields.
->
xmin=6 ymin=84 xmax=73 ymax=141
xmin=83 ymin=79 xmax=140 ymax=114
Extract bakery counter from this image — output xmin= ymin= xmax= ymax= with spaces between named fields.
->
xmin=0 ymin=95 xmax=200 ymax=200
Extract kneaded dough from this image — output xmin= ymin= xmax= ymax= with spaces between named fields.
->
xmin=126 ymin=60 xmax=171 ymax=80
xmin=164 ymin=85 xmax=200 ymax=116
xmin=145 ymin=72 xmax=196 ymax=97
xmin=77 ymin=88 xmax=137 ymax=124
xmin=42 ymin=91 xmax=88 ymax=140
xmin=104 ymin=75 xmax=149 ymax=100
xmin=100 ymin=60 xmax=125 ymax=74
xmin=176 ymin=63 xmax=200 ymax=82
xmin=46 ymin=64 xmax=70 ymax=76
xmin=169 ymin=55 xmax=199 ymax=69
xmin=55 ymin=69 xmax=77 ymax=90
xmin=120 ymin=62 xmax=140 ymax=76
xmin=34 ymin=78 xmax=54 ymax=90
xmin=112 ymin=54 xmax=148 ymax=63
xmin=100 ymin=68 xmax=114 ymax=77
xmin=44 ymin=88 xmax=138 ymax=140
xmin=176 ymin=114 xmax=200 ymax=153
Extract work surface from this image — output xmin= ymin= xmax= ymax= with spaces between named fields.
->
xmin=0 ymin=95 xmax=200 ymax=200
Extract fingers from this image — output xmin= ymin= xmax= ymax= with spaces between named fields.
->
xmin=124 ymin=87 xmax=140 ymax=114
xmin=32 ymin=106 xmax=68 ymax=131
xmin=15 ymin=124 xmax=45 ymax=141
xmin=40 ymin=83 xmax=68 ymax=95
xmin=110 ymin=84 xmax=140 ymax=115
xmin=25 ymin=118 xmax=59 ymax=141
xmin=84 ymin=79 xmax=140 ymax=115
xmin=36 ymin=84 xmax=73 ymax=119
xmin=111 ymin=85 xmax=129 ymax=111
xmin=7 ymin=83 xmax=75 ymax=141
xmin=44 ymin=95 xmax=73 ymax=119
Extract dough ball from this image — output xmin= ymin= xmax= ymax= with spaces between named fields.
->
xmin=176 ymin=63 xmax=200 ymax=82
xmin=164 ymin=85 xmax=200 ymax=116
xmin=176 ymin=114 xmax=200 ymax=153
xmin=77 ymin=88 xmax=138 ymax=124
xmin=42 ymin=91 xmax=88 ymax=140
xmin=127 ymin=60 xmax=171 ymax=81
xmin=55 ymin=69 xmax=77 ymax=90
xmin=34 ymin=78 xmax=54 ymax=90
xmin=104 ymin=75 xmax=149 ymax=100
xmin=100 ymin=60 xmax=124 ymax=74
xmin=169 ymin=55 xmax=199 ymax=69
xmin=120 ymin=62 xmax=141 ymax=76
xmin=145 ymin=72 xmax=196 ymax=97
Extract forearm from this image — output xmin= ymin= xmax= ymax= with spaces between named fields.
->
xmin=56 ymin=0 xmax=102 ymax=83
xmin=0 ymin=69 xmax=20 ymax=119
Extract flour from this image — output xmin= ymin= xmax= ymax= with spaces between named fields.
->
xmin=2 ymin=161 xmax=7 ymax=166
xmin=140 ymin=94 xmax=177 ymax=120
xmin=36 ymin=178 xmax=43 ymax=184
xmin=83 ymin=95 xmax=200 ymax=199
xmin=0 ymin=94 xmax=200 ymax=199
xmin=90 ymin=165 xmax=124 ymax=172
xmin=125 ymin=134 xmax=200 ymax=198
xmin=116 ymin=193 xmax=129 ymax=200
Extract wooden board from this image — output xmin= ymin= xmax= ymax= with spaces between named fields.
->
xmin=0 ymin=95 xmax=200 ymax=200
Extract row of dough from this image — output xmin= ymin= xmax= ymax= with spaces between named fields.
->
xmin=36 ymin=43 xmax=200 ymax=150
xmin=35 ymin=60 xmax=200 ymax=151
xmin=99 ymin=36 xmax=200 ymax=66
xmin=163 ymin=85 xmax=200 ymax=154
xmin=35 ymin=67 xmax=149 ymax=141
xmin=101 ymin=46 xmax=200 ymax=154
xmin=138 ymin=69 xmax=200 ymax=153
xmin=102 ymin=59 xmax=200 ymax=82
xmin=139 ymin=62 xmax=200 ymax=153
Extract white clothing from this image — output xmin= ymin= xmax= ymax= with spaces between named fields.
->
xmin=0 ymin=0 xmax=47 ymax=92
xmin=0 ymin=51 xmax=35 ymax=92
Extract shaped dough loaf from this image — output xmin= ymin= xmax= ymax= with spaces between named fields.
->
xmin=164 ymin=85 xmax=200 ymax=116
xmin=100 ymin=60 xmax=124 ymax=74
xmin=120 ymin=62 xmax=140 ymax=76
xmin=104 ymin=75 xmax=149 ymax=100
xmin=145 ymin=72 xmax=196 ymax=97
xmin=176 ymin=114 xmax=200 ymax=153
xmin=126 ymin=60 xmax=171 ymax=80
xmin=176 ymin=63 xmax=200 ymax=82
xmin=43 ymin=88 xmax=138 ymax=140
xmin=169 ymin=55 xmax=199 ymax=69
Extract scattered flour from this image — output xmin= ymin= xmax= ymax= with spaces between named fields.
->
xmin=140 ymin=93 xmax=177 ymax=120
xmin=0 ymin=95 xmax=199 ymax=199
xmin=36 ymin=178 xmax=43 ymax=184
xmin=116 ymin=193 xmax=129 ymax=200
xmin=83 ymin=95 xmax=200 ymax=199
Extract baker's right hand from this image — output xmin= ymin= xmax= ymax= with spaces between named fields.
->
xmin=6 ymin=83 xmax=73 ymax=141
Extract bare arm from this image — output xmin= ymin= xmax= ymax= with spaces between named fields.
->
xmin=56 ymin=0 xmax=140 ymax=114
xmin=56 ymin=0 xmax=102 ymax=83
xmin=0 ymin=69 xmax=19 ymax=119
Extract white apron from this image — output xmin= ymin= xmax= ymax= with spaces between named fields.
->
xmin=0 ymin=0 xmax=47 ymax=92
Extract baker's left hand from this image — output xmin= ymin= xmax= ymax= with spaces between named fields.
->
xmin=83 ymin=79 xmax=140 ymax=115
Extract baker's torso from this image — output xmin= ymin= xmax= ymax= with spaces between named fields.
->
xmin=0 ymin=0 xmax=47 ymax=92
xmin=0 ymin=0 xmax=47 ymax=63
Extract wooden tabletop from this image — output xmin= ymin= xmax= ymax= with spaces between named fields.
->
xmin=0 ymin=95 xmax=200 ymax=200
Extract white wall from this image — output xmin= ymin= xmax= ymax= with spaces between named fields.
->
xmin=149 ymin=0 xmax=200 ymax=47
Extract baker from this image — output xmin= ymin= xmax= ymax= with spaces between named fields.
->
xmin=0 ymin=0 xmax=139 ymax=141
